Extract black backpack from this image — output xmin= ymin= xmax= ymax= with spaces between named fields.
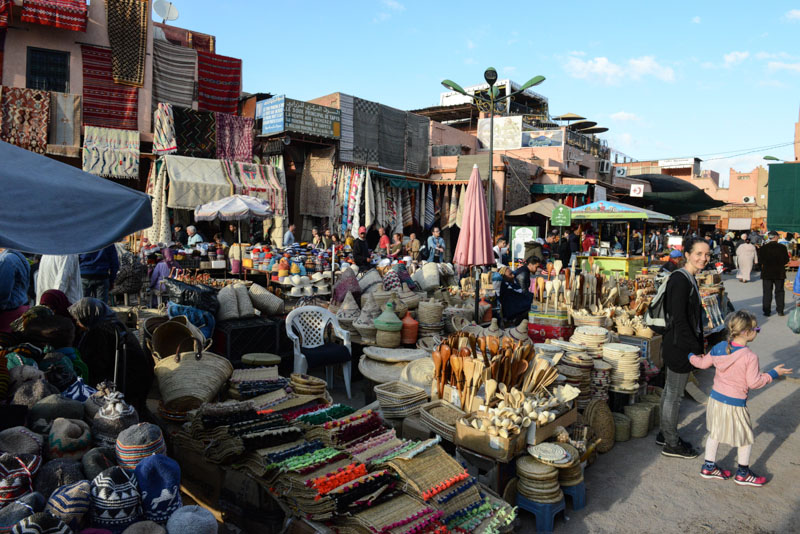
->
xmin=644 ymin=269 xmax=694 ymax=334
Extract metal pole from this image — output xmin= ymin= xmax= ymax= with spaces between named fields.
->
xmin=488 ymin=96 xmax=495 ymax=239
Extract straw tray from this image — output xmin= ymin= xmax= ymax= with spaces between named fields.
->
xmin=363 ymin=347 xmax=428 ymax=363
xmin=418 ymin=399 xmax=466 ymax=442
xmin=374 ymin=381 xmax=428 ymax=417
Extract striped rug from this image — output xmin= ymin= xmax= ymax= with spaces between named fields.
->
xmin=197 ymin=50 xmax=241 ymax=114
xmin=20 ymin=0 xmax=87 ymax=31
xmin=152 ymin=39 xmax=196 ymax=110
xmin=81 ymin=45 xmax=138 ymax=130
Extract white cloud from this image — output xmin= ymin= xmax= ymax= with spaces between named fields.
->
xmin=382 ymin=0 xmax=405 ymax=11
xmin=463 ymin=57 xmax=476 ymax=65
xmin=563 ymin=53 xmax=674 ymax=85
xmin=723 ymin=51 xmax=749 ymax=66
xmin=691 ymin=16 xmax=701 ymax=24
xmin=767 ymin=61 xmax=800 ymax=72
xmin=373 ymin=0 xmax=404 ymax=23
xmin=785 ymin=9 xmax=800 ymax=20
xmin=627 ymin=56 xmax=675 ymax=81
xmin=466 ymin=39 xmax=475 ymax=49
xmin=754 ymin=51 xmax=793 ymax=60
xmin=610 ymin=111 xmax=640 ymax=122
xmin=758 ymin=79 xmax=786 ymax=88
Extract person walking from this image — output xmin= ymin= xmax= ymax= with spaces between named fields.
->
xmin=689 ymin=310 xmax=792 ymax=486
xmin=78 ymin=245 xmax=119 ymax=304
xmin=427 ymin=227 xmax=445 ymax=263
xmin=283 ymin=223 xmax=296 ymax=247
xmin=736 ymin=238 xmax=757 ymax=283
xmin=758 ymin=231 xmax=790 ymax=316
xmin=36 ymin=254 xmax=83 ymax=305
xmin=658 ymin=237 xmax=710 ymax=459
xmin=408 ymin=233 xmax=421 ymax=261
xmin=353 ymin=226 xmax=371 ymax=270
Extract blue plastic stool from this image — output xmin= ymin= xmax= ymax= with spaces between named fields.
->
xmin=562 ymin=481 xmax=586 ymax=510
xmin=516 ymin=494 xmax=565 ymax=533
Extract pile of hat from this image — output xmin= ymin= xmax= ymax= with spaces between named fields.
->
xmin=569 ymin=325 xmax=610 ymax=358
xmin=601 ymin=343 xmax=641 ymax=393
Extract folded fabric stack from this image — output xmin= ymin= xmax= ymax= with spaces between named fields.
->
xmin=305 ymin=410 xmax=385 ymax=449
xmin=228 ymin=366 xmax=289 ymax=400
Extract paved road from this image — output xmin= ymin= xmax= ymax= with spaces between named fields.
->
xmin=518 ymin=273 xmax=800 ymax=534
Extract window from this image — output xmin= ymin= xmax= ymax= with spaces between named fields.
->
xmin=26 ymin=48 xmax=70 ymax=93
xmin=737 ymin=175 xmax=750 ymax=180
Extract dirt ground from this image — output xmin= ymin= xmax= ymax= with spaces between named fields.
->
xmin=515 ymin=273 xmax=800 ymax=534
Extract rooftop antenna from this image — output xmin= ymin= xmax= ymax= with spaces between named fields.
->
xmin=153 ymin=0 xmax=179 ymax=24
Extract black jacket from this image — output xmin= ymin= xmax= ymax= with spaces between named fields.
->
xmin=662 ymin=269 xmax=703 ymax=373
xmin=758 ymin=241 xmax=790 ymax=279
xmin=557 ymin=240 xmax=571 ymax=261
xmin=514 ymin=265 xmax=533 ymax=297
xmin=175 ymin=230 xmax=188 ymax=246
xmin=353 ymin=238 xmax=371 ymax=268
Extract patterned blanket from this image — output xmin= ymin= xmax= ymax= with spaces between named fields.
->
xmin=173 ymin=105 xmax=216 ymax=158
xmin=300 ymin=147 xmax=336 ymax=218
xmin=152 ymin=103 xmax=177 ymax=154
xmin=81 ymin=45 xmax=138 ymax=130
xmin=353 ymin=97 xmax=379 ymax=165
xmin=21 ymin=0 xmax=87 ymax=32
xmin=221 ymin=160 xmax=285 ymax=215
xmin=0 ymin=86 xmax=50 ymax=153
xmin=197 ymin=51 xmax=241 ymax=114
xmin=378 ymin=104 xmax=406 ymax=171
xmin=46 ymin=92 xmax=82 ymax=157
xmin=154 ymin=22 xmax=215 ymax=52
xmin=82 ymin=126 xmax=140 ymax=179
xmin=106 ymin=0 xmax=149 ymax=87
xmin=152 ymin=39 xmax=196 ymax=110
xmin=216 ymin=112 xmax=254 ymax=162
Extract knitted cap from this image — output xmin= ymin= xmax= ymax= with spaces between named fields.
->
xmin=9 ymin=512 xmax=72 ymax=534
xmin=45 ymin=480 xmax=91 ymax=531
xmin=40 ymin=353 xmax=77 ymax=392
xmin=8 ymin=366 xmax=44 ymax=392
xmin=47 ymin=419 xmax=91 ymax=461
xmin=0 ymin=354 xmax=8 ymax=401
xmin=90 ymin=467 xmax=141 ymax=533
xmin=34 ymin=459 xmax=85 ymax=501
xmin=133 ymin=455 xmax=181 ymax=524
xmin=122 ymin=521 xmax=165 ymax=534
xmin=0 ymin=427 xmax=43 ymax=456
xmin=81 ymin=448 xmax=117 ymax=482
xmin=30 ymin=395 xmax=85 ymax=424
xmin=0 ymin=453 xmax=41 ymax=507
xmin=61 ymin=378 xmax=97 ymax=403
xmin=11 ymin=380 xmax=59 ymax=410
xmin=84 ymin=382 xmax=117 ymax=422
xmin=165 ymin=505 xmax=217 ymax=534
xmin=115 ymin=425 xmax=165 ymax=472
xmin=92 ymin=394 xmax=138 ymax=449
xmin=0 ymin=491 xmax=44 ymax=531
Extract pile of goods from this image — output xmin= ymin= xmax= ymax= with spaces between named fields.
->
xmin=601 ymin=343 xmax=641 ymax=394
xmin=569 ymin=325 xmax=610 ymax=358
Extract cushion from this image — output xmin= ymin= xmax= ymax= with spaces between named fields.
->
xmin=233 ymin=283 xmax=255 ymax=318
xmin=216 ymin=285 xmax=239 ymax=321
xmin=241 ymin=353 xmax=281 ymax=366
xmin=301 ymin=343 xmax=351 ymax=369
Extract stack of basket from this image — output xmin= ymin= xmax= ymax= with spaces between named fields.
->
xmin=555 ymin=443 xmax=583 ymax=488
xmin=290 ymin=373 xmax=328 ymax=396
xmin=590 ymin=360 xmax=612 ymax=401
xmin=602 ymin=343 xmax=641 ymax=393
xmin=374 ymin=302 xmax=403 ymax=348
xmin=374 ymin=381 xmax=428 ymax=418
xmin=570 ymin=326 xmax=609 ymax=358
xmin=418 ymin=399 xmax=465 ymax=442
xmin=516 ymin=455 xmax=563 ymax=504
xmin=555 ymin=346 xmax=594 ymax=411
xmin=417 ymin=299 xmax=445 ymax=337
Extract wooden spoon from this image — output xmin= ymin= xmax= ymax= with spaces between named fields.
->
xmin=545 ymin=280 xmax=553 ymax=313
xmin=432 ymin=350 xmax=442 ymax=388
xmin=439 ymin=344 xmax=451 ymax=398
xmin=462 ymin=357 xmax=475 ymax=410
xmin=485 ymin=378 xmax=498 ymax=406
xmin=553 ymin=259 xmax=563 ymax=278
xmin=552 ymin=278 xmax=562 ymax=309
xmin=537 ymin=277 xmax=546 ymax=303
xmin=450 ymin=355 xmax=463 ymax=392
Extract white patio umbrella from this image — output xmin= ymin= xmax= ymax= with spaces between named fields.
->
xmin=194 ymin=194 xmax=273 ymax=261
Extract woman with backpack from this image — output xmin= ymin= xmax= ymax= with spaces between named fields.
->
xmin=658 ymin=237 xmax=711 ymax=459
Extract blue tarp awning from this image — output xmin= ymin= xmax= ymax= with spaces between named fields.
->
xmin=0 ymin=141 xmax=153 ymax=254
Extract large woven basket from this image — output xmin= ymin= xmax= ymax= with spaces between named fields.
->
xmin=154 ymin=338 xmax=233 ymax=411
xmin=417 ymin=299 xmax=444 ymax=325
xmin=354 ymin=319 xmax=377 ymax=343
xmin=249 ymin=282 xmax=284 ymax=315
xmin=572 ymin=315 xmax=608 ymax=328
xmin=150 ymin=318 xmax=206 ymax=360
xmin=613 ymin=412 xmax=631 ymax=442
xmin=372 ymin=289 xmax=393 ymax=309
xmin=376 ymin=329 xmax=401 ymax=348
xmin=624 ymin=404 xmax=651 ymax=438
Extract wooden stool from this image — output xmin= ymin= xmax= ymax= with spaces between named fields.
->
xmin=241 ymin=353 xmax=281 ymax=367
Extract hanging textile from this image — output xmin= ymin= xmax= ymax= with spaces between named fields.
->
xmin=153 ymin=22 xmax=215 ymax=53
xmin=402 ymin=189 xmax=412 ymax=228
xmin=300 ymin=146 xmax=335 ymax=218
xmin=405 ymin=112 xmax=431 ymax=175
xmin=339 ymin=93 xmax=355 ymax=163
xmin=146 ymin=159 xmax=171 ymax=245
xmin=221 ymin=160 xmax=285 ymax=216
xmin=353 ymin=97 xmax=379 ymax=165
xmin=350 ymin=168 xmax=365 ymax=239
xmin=441 ymin=186 xmax=451 ymax=229
xmin=21 ymin=0 xmax=87 ymax=31
xmin=263 ymin=165 xmax=286 ymax=217
xmin=456 ymin=184 xmax=468 ymax=228
xmin=196 ymin=50 xmax=241 ymax=114
xmin=340 ymin=166 xmax=352 ymax=236
xmin=106 ymin=0 xmax=149 ymax=87
xmin=365 ymin=169 xmax=375 ymax=230
xmin=378 ymin=104 xmax=406 ymax=171
xmin=152 ymin=103 xmax=177 ymax=154
xmin=81 ymin=45 xmax=138 ymax=130
xmin=448 ymin=185 xmax=459 ymax=229
xmin=173 ymin=105 xmax=216 ymax=158
xmin=0 ymin=0 xmax=9 ymax=28
xmin=216 ymin=112 xmax=254 ymax=162
xmin=46 ymin=92 xmax=82 ymax=157
xmin=268 ymin=154 xmax=288 ymax=217
xmin=82 ymin=126 xmax=140 ymax=179
xmin=0 ymin=86 xmax=50 ymax=154
xmin=152 ymin=39 xmax=197 ymax=110
xmin=425 ymin=185 xmax=434 ymax=230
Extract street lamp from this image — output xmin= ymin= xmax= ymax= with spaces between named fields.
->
xmin=441 ymin=70 xmax=545 ymax=236
xmin=763 ymin=156 xmax=781 ymax=162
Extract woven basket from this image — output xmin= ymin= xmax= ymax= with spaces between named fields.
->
xmin=154 ymin=338 xmax=233 ymax=411
xmin=397 ymin=284 xmax=421 ymax=310
xmin=354 ymin=319 xmax=377 ymax=343
xmin=151 ymin=319 xmax=206 ymax=360
xmin=143 ymin=316 xmax=170 ymax=342
xmin=572 ymin=315 xmax=608 ymax=328
xmin=624 ymin=404 xmax=651 ymax=438
xmin=358 ymin=269 xmax=383 ymax=294
xmin=613 ymin=412 xmax=631 ymax=442
xmin=372 ymin=289 xmax=393 ymax=309
xmin=376 ymin=330 xmax=401 ymax=348
xmin=418 ymin=263 xmax=440 ymax=291
xmin=639 ymin=395 xmax=661 ymax=427
xmin=217 ymin=284 xmax=240 ymax=321
xmin=383 ymin=293 xmax=408 ymax=319
xmin=417 ymin=299 xmax=444 ymax=325
xmin=249 ymin=283 xmax=284 ymax=315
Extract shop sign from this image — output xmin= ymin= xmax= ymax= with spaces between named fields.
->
xmin=550 ymin=205 xmax=572 ymax=227
xmin=256 ymin=95 xmax=341 ymax=139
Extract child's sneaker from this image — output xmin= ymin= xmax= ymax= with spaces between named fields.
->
xmin=700 ymin=462 xmax=731 ymax=480
xmin=734 ymin=467 xmax=767 ymax=487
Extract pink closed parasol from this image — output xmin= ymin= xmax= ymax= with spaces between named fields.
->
xmin=453 ymin=164 xmax=494 ymax=268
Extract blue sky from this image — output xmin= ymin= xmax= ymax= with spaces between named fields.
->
xmin=171 ymin=0 xmax=800 ymax=184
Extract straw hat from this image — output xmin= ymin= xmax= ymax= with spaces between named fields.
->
xmin=290 ymin=275 xmax=302 ymax=285
xmin=358 ymin=355 xmax=407 ymax=384
xmin=400 ymin=358 xmax=434 ymax=394
xmin=290 ymin=286 xmax=303 ymax=297
xmin=302 ymin=286 xmax=314 ymax=297
xmin=311 ymin=272 xmax=324 ymax=283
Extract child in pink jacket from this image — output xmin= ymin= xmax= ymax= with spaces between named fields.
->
xmin=689 ymin=310 xmax=792 ymax=486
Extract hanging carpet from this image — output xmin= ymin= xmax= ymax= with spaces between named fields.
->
xmin=81 ymin=45 xmax=138 ymax=130
xmin=197 ymin=50 xmax=241 ymax=114
xmin=152 ymin=39 xmax=196 ymax=110
xmin=378 ymin=104 xmax=406 ymax=171
xmin=300 ymin=147 xmax=336 ymax=218
xmin=46 ymin=92 xmax=81 ymax=157
xmin=221 ymin=160 xmax=285 ymax=217
xmin=146 ymin=159 xmax=171 ymax=245
xmin=173 ymin=105 xmax=216 ymax=158
xmin=424 ymin=184 xmax=434 ymax=230
xmin=339 ymin=93 xmax=355 ymax=163
xmin=216 ymin=112 xmax=254 ymax=162
xmin=21 ymin=0 xmax=87 ymax=32
xmin=353 ymin=97 xmax=378 ymax=165
xmin=0 ymin=0 xmax=9 ymax=28
xmin=106 ymin=0 xmax=148 ymax=87
xmin=0 ymin=86 xmax=49 ymax=154
xmin=153 ymin=102 xmax=177 ymax=154
xmin=405 ymin=112 xmax=430 ymax=175
xmin=153 ymin=22 xmax=215 ymax=52
xmin=82 ymin=126 xmax=139 ymax=179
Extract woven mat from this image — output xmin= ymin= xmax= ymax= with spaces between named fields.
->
xmin=173 ymin=106 xmax=216 ymax=158
xmin=197 ymin=50 xmax=241 ymax=114
xmin=0 ymin=86 xmax=49 ymax=153
xmin=378 ymin=104 xmax=406 ymax=171
xmin=21 ymin=0 xmax=86 ymax=31
xmin=300 ymin=147 xmax=336 ymax=218
xmin=47 ymin=92 xmax=81 ymax=157
xmin=106 ymin=0 xmax=148 ymax=87
xmin=81 ymin=45 xmax=138 ymax=130
xmin=216 ymin=112 xmax=254 ymax=162
xmin=152 ymin=40 xmax=197 ymax=110
xmin=82 ymin=126 xmax=140 ymax=179
xmin=386 ymin=445 xmax=465 ymax=497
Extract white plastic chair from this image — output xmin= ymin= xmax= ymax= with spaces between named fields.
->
xmin=285 ymin=306 xmax=352 ymax=398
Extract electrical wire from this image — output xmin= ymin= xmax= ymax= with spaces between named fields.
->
xmin=640 ymin=140 xmax=799 ymax=162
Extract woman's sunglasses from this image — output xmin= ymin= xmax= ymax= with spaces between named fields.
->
xmin=754 ymin=327 xmax=761 ymax=333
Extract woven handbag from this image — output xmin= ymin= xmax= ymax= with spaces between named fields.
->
xmin=154 ymin=338 xmax=233 ymax=411
xmin=216 ymin=284 xmax=240 ymax=321
xmin=248 ymin=283 xmax=284 ymax=315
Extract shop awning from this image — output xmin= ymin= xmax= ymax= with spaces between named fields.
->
xmin=370 ymin=170 xmax=421 ymax=189
xmin=530 ymin=184 xmax=589 ymax=194
xmin=507 ymin=198 xmax=560 ymax=218
xmin=165 ymin=155 xmax=234 ymax=209
xmin=629 ymin=174 xmax=725 ymax=216
xmin=571 ymin=200 xmax=673 ymax=222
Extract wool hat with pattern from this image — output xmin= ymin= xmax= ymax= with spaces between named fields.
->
xmin=47 ymin=419 xmax=91 ymax=461
xmin=45 ymin=479 xmax=91 ymax=531
xmin=91 ymin=394 xmax=138 ymax=449
xmin=39 ymin=353 xmax=77 ymax=393
xmin=0 ymin=491 xmax=44 ymax=531
xmin=9 ymin=511 xmax=72 ymax=534
xmin=34 ymin=459 xmax=85 ymax=501
xmin=133 ymin=455 xmax=181 ymax=525
xmin=0 ymin=453 xmax=41 ymax=508
xmin=80 ymin=448 xmax=116 ymax=483
xmin=90 ymin=466 xmax=141 ymax=533
xmin=114 ymin=425 xmax=165 ymax=472
xmin=11 ymin=380 xmax=58 ymax=410
xmin=8 ymin=366 xmax=45 ymax=391
xmin=83 ymin=382 xmax=117 ymax=423
xmin=30 ymin=395 xmax=84 ymax=424
xmin=165 ymin=506 xmax=217 ymax=534
xmin=122 ymin=521 xmax=165 ymax=534
xmin=0 ymin=427 xmax=43 ymax=457
xmin=60 ymin=379 xmax=97 ymax=403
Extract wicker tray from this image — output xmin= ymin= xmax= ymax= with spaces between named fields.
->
xmin=363 ymin=347 xmax=428 ymax=363
xmin=418 ymin=399 xmax=466 ymax=442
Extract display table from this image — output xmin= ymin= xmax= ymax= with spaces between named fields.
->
xmin=577 ymin=255 xmax=646 ymax=277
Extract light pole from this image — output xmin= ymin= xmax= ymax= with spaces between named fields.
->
xmin=442 ymin=70 xmax=545 ymax=237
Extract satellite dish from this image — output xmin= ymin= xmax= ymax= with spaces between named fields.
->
xmin=153 ymin=0 xmax=179 ymax=23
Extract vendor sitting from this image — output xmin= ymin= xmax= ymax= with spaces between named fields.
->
xmin=514 ymin=258 xmax=542 ymax=299
xmin=661 ymin=249 xmax=683 ymax=273
xmin=498 ymin=266 xmax=532 ymax=326
xmin=186 ymin=225 xmax=204 ymax=246
xmin=611 ymin=242 xmax=625 ymax=257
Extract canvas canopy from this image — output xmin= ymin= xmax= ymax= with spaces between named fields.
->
xmin=571 ymin=200 xmax=673 ymax=222
xmin=165 ymin=155 xmax=234 ymax=209
xmin=507 ymin=198 xmax=561 ymax=218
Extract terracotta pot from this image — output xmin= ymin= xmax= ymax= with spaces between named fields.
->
xmin=401 ymin=311 xmax=419 ymax=345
